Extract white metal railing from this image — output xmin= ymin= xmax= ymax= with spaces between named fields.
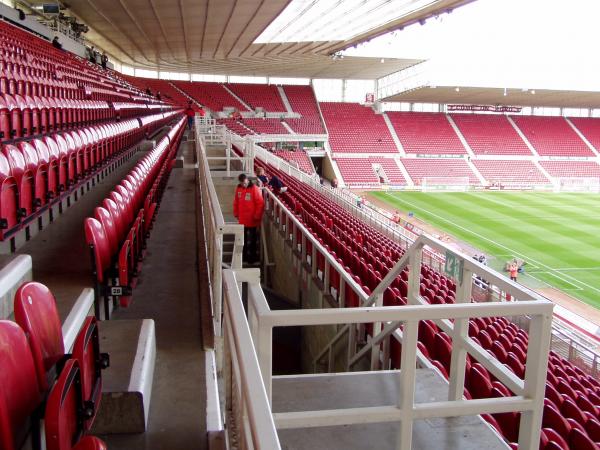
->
xmin=235 ymin=230 xmax=553 ymax=450
xmin=195 ymin=119 xmax=245 ymax=337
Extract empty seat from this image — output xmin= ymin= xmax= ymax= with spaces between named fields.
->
xmin=0 ymin=320 xmax=43 ymax=450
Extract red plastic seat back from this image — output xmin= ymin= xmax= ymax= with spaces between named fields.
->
xmin=44 ymin=359 xmax=84 ymax=450
xmin=71 ymin=317 xmax=102 ymax=430
xmin=14 ymin=282 xmax=65 ymax=392
xmin=72 ymin=436 xmax=107 ymax=450
xmin=0 ymin=320 xmax=42 ymax=450
xmin=94 ymin=206 xmax=118 ymax=256
xmin=84 ymin=218 xmax=111 ymax=283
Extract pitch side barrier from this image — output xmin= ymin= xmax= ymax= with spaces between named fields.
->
xmin=196 ymin=117 xmax=553 ymax=450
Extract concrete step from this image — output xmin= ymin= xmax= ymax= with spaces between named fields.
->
xmin=91 ymin=319 xmax=156 ymax=434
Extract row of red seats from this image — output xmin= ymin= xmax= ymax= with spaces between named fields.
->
xmin=257 ymin=159 xmax=599 ymax=449
xmin=85 ymin=117 xmax=185 ymax=317
xmin=0 ymin=282 xmax=108 ymax=450
xmin=0 ymin=93 xmax=175 ymax=142
xmin=0 ymin=115 xmax=172 ymax=241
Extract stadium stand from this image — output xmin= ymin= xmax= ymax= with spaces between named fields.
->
xmin=173 ymin=81 xmax=249 ymax=112
xmin=217 ymin=118 xmax=255 ymax=136
xmin=334 ymin=157 xmax=407 ymax=185
xmin=451 ymin=114 xmax=533 ymax=155
xmin=387 ymin=112 xmax=467 ymax=155
xmin=282 ymin=85 xmax=326 ymax=133
xmin=121 ymin=77 xmax=189 ymax=107
xmin=320 ymin=102 xmax=397 ymax=153
xmin=510 ymin=116 xmax=595 ymax=157
xmin=400 ymin=158 xmax=479 ymax=185
xmin=274 ymin=150 xmax=315 ymax=174
xmin=226 ymin=83 xmax=286 ymax=112
xmin=472 ymin=160 xmax=551 ymax=185
xmin=567 ymin=117 xmax=600 ymax=152
xmin=284 ymin=117 xmax=326 ymax=134
xmin=539 ymin=160 xmax=600 ymax=179
xmin=243 ymin=118 xmax=289 ymax=135
xmin=333 ymin=158 xmax=381 ymax=186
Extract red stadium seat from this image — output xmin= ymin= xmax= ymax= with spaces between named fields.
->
xmin=73 ymin=436 xmax=107 ymax=450
xmin=13 ymin=282 xmax=65 ymax=391
xmin=569 ymin=428 xmax=600 ymax=450
xmin=0 ymin=320 xmax=43 ymax=450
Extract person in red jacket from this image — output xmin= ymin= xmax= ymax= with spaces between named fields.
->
xmin=233 ymin=174 xmax=265 ymax=264
xmin=185 ymin=101 xmax=195 ymax=130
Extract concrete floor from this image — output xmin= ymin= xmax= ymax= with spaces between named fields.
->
xmin=273 ymin=369 xmax=509 ymax=450
xmin=102 ymin=132 xmax=207 ymax=450
xmin=16 ymin=150 xmax=147 ymax=320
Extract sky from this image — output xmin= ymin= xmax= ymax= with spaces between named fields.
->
xmin=343 ymin=0 xmax=600 ymax=90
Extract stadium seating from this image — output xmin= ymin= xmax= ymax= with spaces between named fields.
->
xmin=320 ymin=102 xmax=397 ymax=153
xmin=227 ymin=83 xmax=286 ymax=111
xmin=0 ymin=114 xmax=177 ymax=242
xmin=173 ymin=81 xmax=248 ymax=112
xmin=122 ymin=77 xmax=190 ymax=107
xmin=511 ymin=116 xmax=594 ymax=157
xmin=282 ymin=86 xmax=326 ymax=133
xmin=13 ymin=281 xmax=108 ymax=427
xmin=333 ymin=158 xmax=380 ymax=186
xmin=568 ymin=117 xmax=600 ymax=152
xmin=400 ymin=158 xmax=479 ymax=185
xmin=243 ymin=118 xmax=289 ymax=135
xmin=473 ymin=160 xmax=550 ymax=185
xmin=284 ymin=118 xmax=326 ymax=134
xmin=274 ymin=150 xmax=315 ymax=174
xmin=217 ymin=118 xmax=255 ymax=136
xmin=387 ymin=112 xmax=467 ymax=155
xmin=451 ymin=114 xmax=533 ymax=155
xmin=334 ymin=157 xmax=407 ymax=186
xmin=539 ymin=160 xmax=600 ymax=179
xmin=85 ymin=118 xmax=185 ymax=317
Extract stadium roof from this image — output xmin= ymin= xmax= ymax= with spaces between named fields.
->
xmin=36 ymin=0 xmax=471 ymax=78
xmin=383 ymin=86 xmax=600 ymax=109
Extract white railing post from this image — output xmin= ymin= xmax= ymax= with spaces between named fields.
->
xmin=518 ymin=311 xmax=552 ymax=450
xmin=448 ymin=266 xmax=473 ymax=401
xmin=407 ymin=245 xmax=423 ymax=305
xmin=371 ymin=292 xmax=385 ymax=370
xmin=397 ymin=319 xmax=418 ymax=450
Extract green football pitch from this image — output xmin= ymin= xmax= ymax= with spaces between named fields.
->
xmin=369 ymin=191 xmax=600 ymax=309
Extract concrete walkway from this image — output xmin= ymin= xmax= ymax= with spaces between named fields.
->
xmin=102 ymin=133 xmax=207 ymax=450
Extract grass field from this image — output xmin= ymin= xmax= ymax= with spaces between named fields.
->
xmin=369 ymin=191 xmax=600 ymax=309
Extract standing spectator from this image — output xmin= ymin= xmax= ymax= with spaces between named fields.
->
xmin=145 ymin=87 xmax=152 ymax=96
xmin=392 ymin=210 xmax=401 ymax=224
xmin=233 ymin=174 xmax=265 ymax=264
xmin=88 ymin=46 xmax=96 ymax=63
xmin=331 ymin=178 xmax=338 ymax=189
xmin=185 ymin=102 xmax=195 ymax=130
xmin=52 ymin=36 xmax=62 ymax=50
xmin=100 ymin=52 xmax=108 ymax=70
xmin=156 ymin=91 xmax=161 ymax=101
xmin=509 ymin=261 xmax=518 ymax=282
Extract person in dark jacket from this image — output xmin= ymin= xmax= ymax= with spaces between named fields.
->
xmin=233 ymin=174 xmax=265 ymax=264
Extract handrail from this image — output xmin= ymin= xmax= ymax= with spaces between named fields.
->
xmin=222 ymin=270 xmax=281 ymax=449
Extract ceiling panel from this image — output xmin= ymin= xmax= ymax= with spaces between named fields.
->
xmin=27 ymin=0 xmax=468 ymax=77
